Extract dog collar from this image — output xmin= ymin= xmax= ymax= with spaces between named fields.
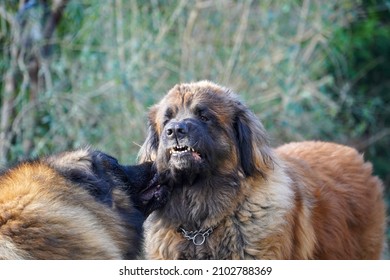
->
xmin=178 ymin=227 xmax=214 ymax=246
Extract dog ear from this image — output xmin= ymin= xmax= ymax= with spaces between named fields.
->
xmin=234 ymin=104 xmax=274 ymax=179
xmin=138 ymin=107 xmax=159 ymax=163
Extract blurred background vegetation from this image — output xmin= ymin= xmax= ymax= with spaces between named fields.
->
xmin=0 ymin=0 xmax=389 ymax=255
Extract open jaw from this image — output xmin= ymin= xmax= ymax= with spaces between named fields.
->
xmin=139 ymin=175 xmax=170 ymax=215
xmin=169 ymin=145 xmax=202 ymax=161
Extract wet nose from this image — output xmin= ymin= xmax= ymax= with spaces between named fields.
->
xmin=165 ymin=121 xmax=188 ymax=139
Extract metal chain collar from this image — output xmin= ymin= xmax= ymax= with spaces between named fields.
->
xmin=178 ymin=227 xmax=214 ymax=246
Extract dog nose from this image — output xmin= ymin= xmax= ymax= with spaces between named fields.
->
xmin=166 ymin=121 xmax=188 ymax=139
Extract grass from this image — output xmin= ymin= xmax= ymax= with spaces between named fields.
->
xmin=1 ymin=0 xmax=388 ymax=256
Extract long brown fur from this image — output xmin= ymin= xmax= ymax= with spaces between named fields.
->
xmin=0 ymin=148 xmax=154 ymax=259
xmin=139 ymin=80 xmax=386 ymax=259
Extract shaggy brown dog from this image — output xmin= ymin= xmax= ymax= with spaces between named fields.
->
xmin=0 ymin=148 xmax=166 ymax=259
xmin=138 ymin=80 xmax=386 ymax=260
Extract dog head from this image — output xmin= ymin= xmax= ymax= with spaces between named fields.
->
xmin=138 ymin=81 xmax=275 ymax=227
xmin=139 ymin=81 xmax=274 ymax=185
xmin=45 ymin=148 xmax=168 ymax=217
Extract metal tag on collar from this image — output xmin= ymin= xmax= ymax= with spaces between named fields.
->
xmin=193 ymin=232 xmax=206 ymax=246
xmin=179 ymin=227 xmax=213 ymax=246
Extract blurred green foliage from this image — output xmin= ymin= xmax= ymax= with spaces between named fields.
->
xmin=0 ymin=0 xmax=389 ymax=254
xmin=324 ymin=0 xmax=390 ymax=186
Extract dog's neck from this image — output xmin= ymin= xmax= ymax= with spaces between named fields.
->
xmin=157 ymin=169 xmax=246 ymax=230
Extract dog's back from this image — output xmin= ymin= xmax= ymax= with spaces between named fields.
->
xmin=276 ymin=141 xmax=386 ymax=259
xmin=0 ymin=148 xmax=160 ymax=260
xmin=0 ymin=161 xmax=133 ymax=259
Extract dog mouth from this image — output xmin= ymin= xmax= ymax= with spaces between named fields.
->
xmin=138 ymin=174 xmax=170 ymax=216
xmin=169 ymin=145 xmax=202 ymax=161
xmin=140 ymin=183 xmax=164 ymax=203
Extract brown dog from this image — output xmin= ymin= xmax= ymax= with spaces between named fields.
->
xmin=139 ymin=80 xmax=386 ymax=259
xmin=0 ymin=148 xmax=166 ymax=259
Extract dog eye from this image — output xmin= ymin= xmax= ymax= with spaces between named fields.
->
xmin=199 ymin=115 xmax=209 ymax=122
xmin=162 ymin=119 xmax=170 ymax=126
xmin=194 ymin=106 xmax=211 ymax=122
xmin=163 ymin=108 xmax=175 ymax=126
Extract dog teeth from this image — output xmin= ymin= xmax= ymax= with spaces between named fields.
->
xmin=170 ymin=146 xmax=195 ymax=154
